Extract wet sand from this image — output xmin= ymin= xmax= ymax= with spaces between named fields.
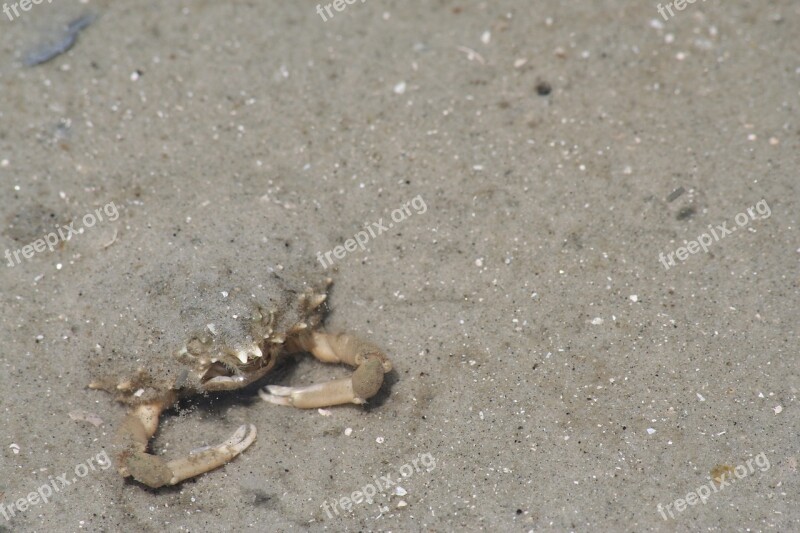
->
xmin=0 ymin=1 xmax=797 ymax=531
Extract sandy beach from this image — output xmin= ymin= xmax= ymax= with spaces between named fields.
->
xmin=0 ymin=1 xmax=797 ymax=531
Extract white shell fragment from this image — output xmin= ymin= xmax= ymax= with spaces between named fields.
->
xmin=68 ymin=410 xmax=105 ymax=427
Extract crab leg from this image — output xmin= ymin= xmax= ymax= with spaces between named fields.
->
xmin=115 ymin=396 xmax=256 ymax=488
xmin=260 ymin=330 xmax=392 ymax=408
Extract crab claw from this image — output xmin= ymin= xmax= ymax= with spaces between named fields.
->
xmin=116 ymin=401 xmax=256 ymax=488
xmin=260 ymin=331 xmax=391 ymax=409
xmin=161 ymin=424 xmax=256 ymax=485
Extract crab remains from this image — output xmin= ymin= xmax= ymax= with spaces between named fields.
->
xmin=75 ymin=201 xmax=392 ymax=488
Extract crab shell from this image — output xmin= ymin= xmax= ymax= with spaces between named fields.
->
xmin=73 ymin=196 xmax=334 ymax=408
xmin=88 ymin=282 xmax=331 ymax=406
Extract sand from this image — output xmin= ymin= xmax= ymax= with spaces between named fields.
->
xmin=0 ymin=1 xmax=797 ymax=531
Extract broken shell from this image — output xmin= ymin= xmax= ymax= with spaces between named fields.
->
xmin=69 ymin=410 xmax=104 ymax=427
